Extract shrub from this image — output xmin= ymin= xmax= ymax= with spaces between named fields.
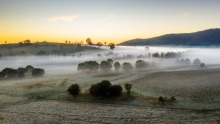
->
xmin=32 ymin=68 xmax=45 ymax=77
xmin=68 ymin=84 xmax=80 ymax=97
xmin=109 ymin=85 xmax=122 ymax=97
xmin=2 ymin=68 xmax=17 ymax=78
xmin=125 ymin=83 xmax=132 ymax=96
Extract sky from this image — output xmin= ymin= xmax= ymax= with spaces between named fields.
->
xmin=0 ymin=0 xmax=220 ymax=44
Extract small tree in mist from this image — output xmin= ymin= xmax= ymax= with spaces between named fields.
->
xmin=200 ymin=63 xmax=205 ymax=68
xmin=100 ymin=61 xmax=112 ymax=71
xmin=122 ymin=62 xmax=133 ymax=71
xmin=193 ymin=58 xmax=201 ymax=65
xmin=125 ymin=83 xmax=132 ymax=96
xmin=68 ymin=84 xmax=80 ymax=97
xmin=114 ymin=62 xmax=121 ymax=72
xmin=135 ymin=60 xmax=149 ymax=69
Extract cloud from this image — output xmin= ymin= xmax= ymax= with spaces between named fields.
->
xmin=48 ymin=15 xmax=80 ymax=22
xmin=104 ymin=14 xmax=116 ymax=21
xmin=177 ymin=13 xmax=190 ymax=18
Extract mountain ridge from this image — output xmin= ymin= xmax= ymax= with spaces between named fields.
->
xmin=119 ymin=28 xmax=220 ymax=46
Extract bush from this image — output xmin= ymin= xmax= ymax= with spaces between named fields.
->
xmin=32 ymin=68 xmax=45 ymax=77
xmin=125 ymin=83 xmax=132 ymax=96
xmin=109 ymin=85 xmax=122 ymax=97
xmin=68 ymin=84 xmax=80 ymax=97
xmin=2 ymin=68 xmax=17 ymax=78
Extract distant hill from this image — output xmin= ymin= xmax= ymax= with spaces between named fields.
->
xmin=119 ymin=28 xmax=220 ymax=46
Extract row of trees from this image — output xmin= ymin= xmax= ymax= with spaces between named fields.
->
xmin=0 ymin=65 xmax=45 ymax=79
xmin=77 ymin=59 xmax=151 ymax=72
xmin=176 ymin=58 xmax=205 ymax=67
xmin=68 ymin=80 xmax=132 ymax=98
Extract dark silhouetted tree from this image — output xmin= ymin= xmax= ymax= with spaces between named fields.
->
xmin=86 ymin=38 xmax=93 ymax=45
xmin=68 ymin=84 xmax=80 ymax=97
xmin=89 ymin=80 xmax=111 ymax=97
xmin=125 ymin=83 xmax=132 ymax=96
xmin=108 ymin=43 xmax=115 ymax=50
xmin=32 ymin=68 xmax=45 ymax=77
xmin=109 ymin=85 xmax=122 ymax=97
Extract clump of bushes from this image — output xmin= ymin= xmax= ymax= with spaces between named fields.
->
xmin=89 ymin=80 xmax=122 ymax=98
xmin=68 ymin=84 xmax=80 ymax=97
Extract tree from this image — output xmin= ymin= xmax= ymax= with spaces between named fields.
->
xmin=193 ymin=58 xmax=201 ymax=65
xmin=184 ymin=58 xmax=191 ymax=65
xmin=125 ymin=83 xmax=132 ymax=96
xmin=107 ymin=59 xmax=113 ymax=65
xmin=100 ymin=61 xmax=112 ymax=71
xmin=86 ymin=61 xmax=99 ymax=71
xmin=86 ymin=38 xmax=93 ymax=45
xmin=96 ymin=42 xmax=103 ymax=47
xmin=0 ymin=72 xmax=6 ymax=79
xmin=135 ymin=60 xmax=149 ymax=69
xmin=32 ymin=68 xmax=45 ymax=77
xmin=77 ymin=63 xmax=86 ymax=71
xmin=68 ymin=84 xmax=80 ymax=97
xmin=17 ymin=68 xmax=27 ymax=77
xmin=200 ymin=63 xmax=205 ymax=68
xmin=2 ymin=68 xmax=17 ymax=78
xmin=109 ymin=85 xmax=122 ymax=97
xmin=122 ymin=62 xmax=133 ymax=71
xmin=114 ymin=62 xmax=121 ymax=72
xmin=108 ymin=43 xmax=115 ymax=50
xmin=89 ymin=80 xmax=111 ymax=97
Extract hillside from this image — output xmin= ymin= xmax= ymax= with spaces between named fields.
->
xmin=120 ymin=28 xmax=220 ymax=46
xmin=0 ymin=42 xmax=101 ymax=56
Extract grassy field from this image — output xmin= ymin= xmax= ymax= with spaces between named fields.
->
xmin=0 ymin=62 xmax=220 ymax=123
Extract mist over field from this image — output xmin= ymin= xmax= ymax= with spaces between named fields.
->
xmin=1 ymin=46 xmax=220 ymax=75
